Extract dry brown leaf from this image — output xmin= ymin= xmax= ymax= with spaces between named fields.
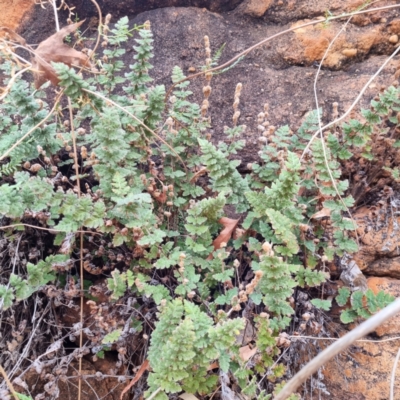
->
xmin=32 ymin=21 xmax=93 ymax=88
xmin=189 ymin=167 xmax=207 ymax=183
xmin=239 ymin=345 xmax=258 ymax=362
xmin=120 ymin=359 xmax=150 ymax=400
xmin=311 ymin=207 xmax=331 ymax=220
xmin=208 ymin=217 xmax=239 ymax=260
xmin=207 ymin=361 xmax=219 ymax=371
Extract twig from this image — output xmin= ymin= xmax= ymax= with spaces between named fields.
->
xmin=147 ymin=387 xmax=162 ymax=400
xmin=120 ymin=359 xmax=150 ymax=400
xmin=0 ymin=66 xmax=32 ymax=101
xmin=67 ymin=96 xmax=84 ymax=400
xmin=88 ymin=0 xmax=103 ymax=63
xmin=274 ymin=298 xmax=400 ymax=400
xmin=289 ymin=335 xmax=400 ymax=343
xmin=50 ymin=0 xmax=60 ymax=32
xmin=390 ymin=347 xmax=400 ymax=400
xmin=0 ymin=91 xmax=63 ymax=161
xmin=0 ymin=364 xmax=19 ymax=400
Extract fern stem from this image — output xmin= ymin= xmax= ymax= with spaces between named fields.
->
xmin=67 ymin=96 xmax=84 ymax=400
xmin=0 ymin=364 xmax=19 ymax=399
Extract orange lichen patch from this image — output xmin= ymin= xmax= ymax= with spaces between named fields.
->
xmin=0 ymin=0 xmax=34 ymax=31
xmin=323 ymin=339 xmax=400 ymax=399
xmin=290 ymin=20 xmax=350 ymax=68
xmin=356 ymin=29 xmax=382 ymax=53
xmin=351 ymin=14 xmax=372 ymax=27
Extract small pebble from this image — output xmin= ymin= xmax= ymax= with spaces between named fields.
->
xmin=342 ymin=48 xmax=357 ymax=57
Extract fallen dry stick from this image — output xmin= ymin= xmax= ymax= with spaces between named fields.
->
xmin=274 ymin=298 xmax=400 ymax=400
xmin=120 ymin=359 xmax=150 ymax=400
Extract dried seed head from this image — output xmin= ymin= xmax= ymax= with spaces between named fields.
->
xmin=232 ymin=111 xmax=240 ymax=125
xmin=81 ymin=146 xmax=88 ymax=159
xmin=204 ymin=35 xmax=210 ymax=50
xmin=262 ymin=242 xmax=273 ymax=255
xmin=30 ymin=163 xmax=42 ymax=172
xmin=23 ymin=161 xmax=31 ymax=169
xmin=203 ymin=85 xmax=212 ymax=98
xmin=235 ymin=83 xmax=242 ymax=98
xmin=205 ymin=71 xmax=213 ymax=81
xmin=302 ymin=312 xmax=311 ymax=321
xmin=255 ymin=270 xmax=263 ymax=279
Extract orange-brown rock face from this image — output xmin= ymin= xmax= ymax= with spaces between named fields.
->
xmin=320 ymin=277 xmax=400 ymax=400
xmin=323 ymin=339 xmax=400 ymax=400
xmin=0 ymin=0 xmax=34 ymax=30
xmin=352 ymin=205 xmax=400 ymax=276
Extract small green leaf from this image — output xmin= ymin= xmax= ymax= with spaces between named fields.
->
xmin=336 ymin=287 xmax=351 ymax=306
xmin=340 ymin=309 xmax=358 ymax=324
xmin=102 ymin=329 xmax=122 ymax=344
xmin=311 ymin=298 xmax=332 ymax=311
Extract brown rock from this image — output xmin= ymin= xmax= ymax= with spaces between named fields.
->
xmin=352 ymin=206 xmax=400 ymax=273
xmin=342 ymin=48 xmax=358 ymax=57
xmin=366 ymin=257 xmax=400 ymax=279
xmin=323 ymin=339 xmax=400 ymax=400
xmin=236 ymin=0 xmax=273 ymax=17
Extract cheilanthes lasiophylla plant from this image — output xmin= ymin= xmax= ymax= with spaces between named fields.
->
xmin=0 ymin=13 xmax=398 ymax=400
